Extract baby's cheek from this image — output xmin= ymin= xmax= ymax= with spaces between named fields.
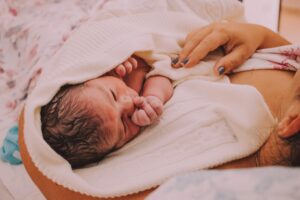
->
xmin=128 ymin=120 xmax=140 ymax=137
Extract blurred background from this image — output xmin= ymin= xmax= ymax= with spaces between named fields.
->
xmin=242 ymin=0 xmax=300 ymax=44
xmin=280 ymin=0 xmax=300 ymax=44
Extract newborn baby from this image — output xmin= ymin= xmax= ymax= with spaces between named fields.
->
xmin=41 ymin=55 xmax=173 ymax=168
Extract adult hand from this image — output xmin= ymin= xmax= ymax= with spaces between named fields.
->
xmin=172 ymin=22 xmax=270 ymax=76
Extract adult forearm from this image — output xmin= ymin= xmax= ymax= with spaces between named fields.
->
xmin=259 ymin=26 xmax=291 ymax=49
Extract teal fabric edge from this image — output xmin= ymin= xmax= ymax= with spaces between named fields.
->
xmin=0 ymin=125 xmax=23 ymax=165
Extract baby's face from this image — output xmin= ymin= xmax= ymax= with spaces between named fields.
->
xmin=83 ymin=76 xmax=140 ymax=149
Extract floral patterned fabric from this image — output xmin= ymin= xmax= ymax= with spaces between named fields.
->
xmin=0 ymin=0 xmax=106 ymax=164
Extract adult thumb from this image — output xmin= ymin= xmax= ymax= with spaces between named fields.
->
xmin=214 ymin=45 xmax=250 ymax=76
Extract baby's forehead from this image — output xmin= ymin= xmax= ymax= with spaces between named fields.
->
xmin=81 ymin=84 xmax=120 ymax=126
xmin=81 ymin=83 xmax=108 ymax=101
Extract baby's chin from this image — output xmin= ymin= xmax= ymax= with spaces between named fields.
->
xmin=115 ymin=127 xmax=140 ymax=149
xmin=126 ymin=123 xmax=141 ymax=140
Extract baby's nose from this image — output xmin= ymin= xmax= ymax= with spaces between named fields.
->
xmin=119 ymin=95 xmax=134 ymax=115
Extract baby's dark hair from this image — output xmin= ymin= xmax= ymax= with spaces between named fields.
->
xmin=41 ymin=84 xmax=113 ymax=168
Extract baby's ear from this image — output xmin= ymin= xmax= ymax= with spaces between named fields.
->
xmin=278 ymin=114 xmax=300 ymax=138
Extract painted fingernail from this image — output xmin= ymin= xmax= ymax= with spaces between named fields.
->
xmin=218 ymin=66 xmax=225 ymax=75
xmin=181 ymin=58 xmax=189 ymax=65
xmin=171 ymin=57 xmax=179 ymax=65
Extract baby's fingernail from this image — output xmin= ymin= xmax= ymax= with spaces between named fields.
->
xmin=181 ymin=58 xmax=189 ymax=66
xmin=171 ymin=57 xmax=179 ymax=65
xmin=217 ymin=66 xmax=225 ymax=75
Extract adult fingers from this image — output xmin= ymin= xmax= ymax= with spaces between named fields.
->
xmin=173 ymin=26 xmax=212 ymax=68
xmin=183 ymin=30 xmax=229 ymax=68
xmin=213 ymin=45 xmax=251 ymax=76
xmin=147 ymin=97 xmax=163 ymax=116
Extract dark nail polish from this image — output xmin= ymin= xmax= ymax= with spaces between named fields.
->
xmin=181 ymin=58 xmax=189 ymax=65
xmin=218 ymin=66 xmax=225 ymax=75
xmin=171 ymin=57 xmax=179 ymax=65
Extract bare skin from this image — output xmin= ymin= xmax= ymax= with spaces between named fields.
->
xmin=218 ymin=69 xmax=295 ymax=169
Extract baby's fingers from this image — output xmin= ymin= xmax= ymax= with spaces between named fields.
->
xmin=122 ymin=57 xmax=138 ymax=75
xmin=131 ymin=110 xmax=151 ymax=126
xmin=128 ymin=57 xmax=138 ymax=70
xmin=115 ymin=64 xmax=126 ymax=77
xmin=115 ymin=57 xmax=138 ymax=77
xmin=133 ymin=96 xmax=145 ymax=107
xmin=146 ymin=96 xmax=163 ymax=116
xmin=123 ymin=61 xmax=133 ymax=74
xmin=141 ymin=101 xmax=158 ymax=122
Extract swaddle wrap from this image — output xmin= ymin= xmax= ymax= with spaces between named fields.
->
xmin=24 ymin=0 xmax=275 ymax=197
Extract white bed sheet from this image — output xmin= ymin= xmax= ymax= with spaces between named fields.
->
xmin=0 ymin=179 xmax=14 ymax=200
xmin=0 ymin=162 xmax=44 ymax=200
xmin=147 ymin=167 xmax=300 ymax=200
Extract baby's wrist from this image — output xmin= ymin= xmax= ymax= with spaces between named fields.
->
xmin=144 ymin=95 xmax=163 ymax=103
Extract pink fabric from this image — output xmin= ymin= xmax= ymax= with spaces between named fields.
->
xmin=256 ymin=45 xmax=300 ymax=70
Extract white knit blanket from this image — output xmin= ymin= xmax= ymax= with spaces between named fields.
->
xmin=24 ymin=0 xmax=275 ymax=197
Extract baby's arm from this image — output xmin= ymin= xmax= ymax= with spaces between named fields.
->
xmin=132 ymin=76 xmax=173 ymax=126
xmin=111 ymin=56 xmax=173 ymax=126
xmin=142 ymin=76 xmax=173 ymax=103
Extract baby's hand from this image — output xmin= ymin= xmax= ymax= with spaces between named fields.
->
xmin=114 ymin=57 xmax=138 ymax=77
xmin=131 ymin=96 xmax=163 ymax=126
